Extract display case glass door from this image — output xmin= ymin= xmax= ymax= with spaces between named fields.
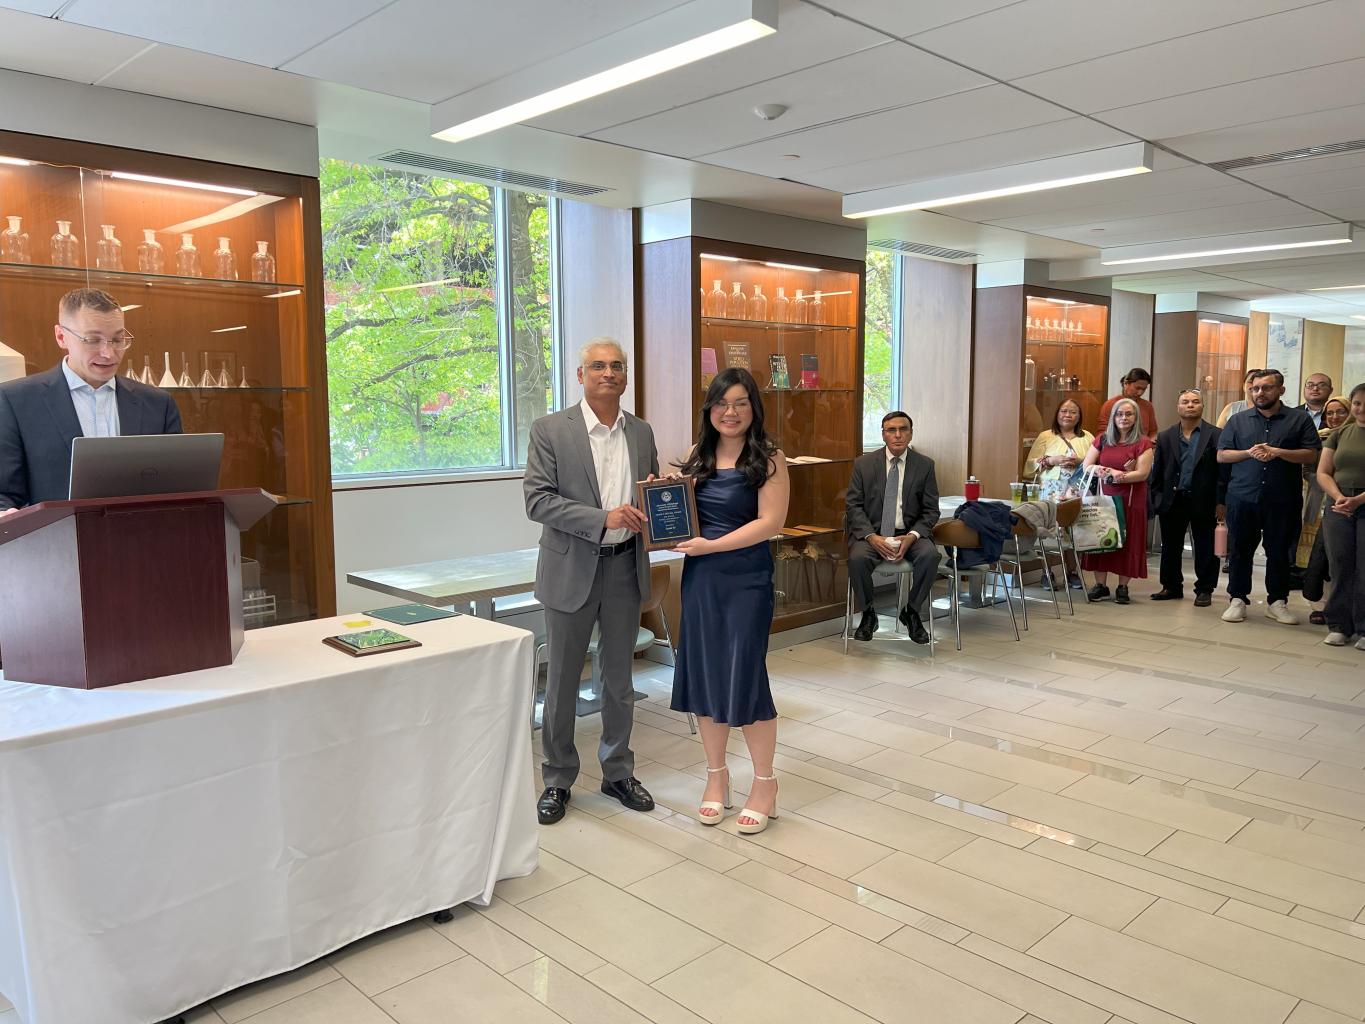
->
xmin=1020 ymin=294 xmax=1109 ymax=480
xmin=1196 ymin=318 xmax=1248 ymax=418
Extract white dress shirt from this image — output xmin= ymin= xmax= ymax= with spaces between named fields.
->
xmin=62 ymin=358 xmax=120 ymax=438
xmin=581 ymin=397 xmax=632 ymax=544
xmin=884 ymin=447 xmax=906 ymax=533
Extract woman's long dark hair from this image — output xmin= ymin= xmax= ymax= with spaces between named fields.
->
xmin=1050 ymin=398 xmax=1084 ymax=437
xmin=676 ymin=367 xmax=777 ymax=488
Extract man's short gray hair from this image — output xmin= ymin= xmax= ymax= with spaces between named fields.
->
xmin=579 ymin=337 xmax=628 ymax=368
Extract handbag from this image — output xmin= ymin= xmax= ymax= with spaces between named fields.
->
xmin=1071 ymin=466 xmax=1128 ymax=553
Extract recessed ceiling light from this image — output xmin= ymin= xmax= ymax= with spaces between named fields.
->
xmin=0 ymin=156 xmax=33 ymax=167
xmin=764 ymin=261 xmax=822 ymax=273
xmin=842 ymin=143 xmax=1153 ymax=218
xmin=432 ymin=0 xmax=777 ymax=143
xmin=1100 ymin=224 xmax=1353 ymax=266
xmin=701 ymin=253 xmax=740 ymax=261
xmin=110 ymin=171 xmax=257 ymax=197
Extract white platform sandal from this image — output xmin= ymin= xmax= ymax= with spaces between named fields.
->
xmin=698 ymin=765 xmax=732 ymax=825
xmin=737 ymin=774 xmax=779 ymax=835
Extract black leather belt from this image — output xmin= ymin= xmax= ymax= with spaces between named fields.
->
xmin=597 ymin=537 xmax=636 ymax=557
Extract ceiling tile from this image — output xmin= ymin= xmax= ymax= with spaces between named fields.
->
xmin=1099 ymin=57 xmax=1365 ymax=140
xmin=708 ymin=84 xmax=1069 ymax=179
xmin=530 ymin=1 xmax=886 ymax=136
xmin=62 ymin=0 xmax=391 ymax=69
xmin=282 ymin=0 xmax=683 ymax=104
xmin=1232 ymin=148 xmax=1365 ymax=184
xmin=817 ymin=0 xmax=1020 ymax=37
xmin=979 ymin=179 xmax=1271 ymax=233
xmin=1039 ymin=198 xmax=1336 ymax=247
xmin=0 ymin=7 xmax=153 ymax=84
xmin=589 ymin=41 xmax=987 ymax=159
xmin=0 ymin=0 xmax=65 ymax=12
xmin=1160 ymin=101 xmax=1365 ymax=162
xmin=1014 ymin=0 xmax=1365 ymax=114
xmin=909 ymin=0 xmax=1316 ymax=81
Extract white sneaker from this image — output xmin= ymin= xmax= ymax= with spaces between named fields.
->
xmin=1325 ymin=632 xmax=1350 ymax=646
xmin=1222 ymin=598 xmax=1247 ymax=623
xmin=1265 ymin=600 xmax=1299 ymax=625
xmin=1357 ymin=636 xmax=1365 ymax=652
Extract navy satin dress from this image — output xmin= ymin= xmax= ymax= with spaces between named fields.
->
xmin=670 ymin=469 xmax=777 ymax=725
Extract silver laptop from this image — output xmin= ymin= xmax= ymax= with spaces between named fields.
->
xmin=69 ymin=433 xmax=225 ymax=500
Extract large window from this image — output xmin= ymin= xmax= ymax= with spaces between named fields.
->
xmin=322 ymin=159 xmax=557 ymax=478
xmin=863 ymin=248 xmax=899 ymax=447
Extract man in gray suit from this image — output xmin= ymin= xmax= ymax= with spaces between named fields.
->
xmin=0 ymin=288 xmax=182 ymax=516
xmin=844 ymin=411 xmax=941 ymax=644
xmin=523 ymin=338 xmax=658 ymax=825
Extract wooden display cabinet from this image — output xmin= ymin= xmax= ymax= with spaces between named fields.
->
xmin=0 ymin=130 xmax=334 ymax=623
xmin=972 ymin=286 xmax=1110 ymax=497
xmin=1196 ymin=316 xmax=1248 ymax=417
xmin=640 ymin=238 xmax=864 ymax=632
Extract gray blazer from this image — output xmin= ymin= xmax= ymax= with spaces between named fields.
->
xmin=523 ymin=404 xmax=659 ymax=614
xmin=844 ymin=446 xmax=940 ymax=542
xmin=0 ymin=362 xmax=184 ymax=510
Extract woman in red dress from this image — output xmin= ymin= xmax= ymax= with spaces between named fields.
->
xmin=1081 ymin=398 xmax=1154 ymax=604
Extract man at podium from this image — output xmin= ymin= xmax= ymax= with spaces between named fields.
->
xmin=0 ymin=288 xmax=182 ymax=514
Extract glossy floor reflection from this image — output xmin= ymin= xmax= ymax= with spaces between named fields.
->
xmin=61 ymin=561 xmax=1365 ymax=1024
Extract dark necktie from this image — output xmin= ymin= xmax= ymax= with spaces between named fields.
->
xmin=881 ymin=456 xmax=900 ymax=536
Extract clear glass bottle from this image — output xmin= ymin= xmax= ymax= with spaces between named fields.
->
xmin=178 ymin=353 xmax=194 ymax=388
xmin=704 ymin=279 xmax=726 ymax=318
xmin=213 ymin=237 xmax=237 ymax=280
xmin=95 ymin=225 xmax=123 ymax=271
xmin=1058 ymin=365 xmax=1068 ymax=391
xmin=137 ymin=229 xmax=165 ymax=274
xmin=749 ymin=284 xmax=768 ymax=321
xmin=772 ymin=287 xmax=789 ymax=322
xmin=1024 ymin=354 xmax=1036 ymax=392
xmin=250 ymin=241 xmax=276 ymax=283
xmin=726 ymin=281 xmax=747 ymax=319
xmin=176 ymin=234 xmax=202 ymax=277
xmin=809 ymin=290 xmax=827 ymax=324
xmin=50 ymin=220 xmax=80 ymax=267
xmin=791 ymin=288 xmax=808 ymax=324
xmin=239 ymin=365 xmax=250 ymax=388
xmin=1024 ymin=315 xmax=1034 ymax=339
xmin=1 ymin=216 xmax=30 ymax=263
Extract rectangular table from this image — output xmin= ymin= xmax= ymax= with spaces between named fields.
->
xmin=0 ymin=615 xmax=538 ymax=1024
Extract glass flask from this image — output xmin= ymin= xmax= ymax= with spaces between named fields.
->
xmin=125 ymin=361 xmax=140 ymax=381
xmin=772 ymin=287 xmax=789 ymax=322
xmin=809 ymin=290 xmax=827 ymax=324
xmin=791 ymin=289 xmax=808 ymax=324
xmin=216 ymin=362 xmax=232 ymax=389
xmin=178 ymin=353 xmax=194 ymax=388
xmin=749 ymin=284 xmax=767 ymax=321
xmin=199 ymin=354 xmax=215 ymax=388
xmin=176 ymin=234 xmax=202 ymax=277
xmin=50 ymin=220 xmax=80 ymax=267
xmin=1 ymin=216 xmax=30 ymax=262
xmin=704 ymin=279 xmax=726 ymax=317
xmin=726 ymin=281 xmax=747 ymax=319
xmin=250 ymin=241 xmax=275 ymax=283
xmin=95 ymin=225 xmax=123 ymax=271
xmin=137 ymin=230 xmax=165 ymax=274
xmin=239 ymin=365 xmax=249 ymax=388
xmin=213 ymin=237 xmax=237 ymax=280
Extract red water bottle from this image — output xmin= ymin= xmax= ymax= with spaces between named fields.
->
xmin=964 ymin=475 xmax=981 ymax=501
xmin=1214 ymin=522 xmax=1228 ymax=557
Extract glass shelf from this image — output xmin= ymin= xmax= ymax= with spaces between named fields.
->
xmin=761 ymin=387 xmax=857 ymax=394
xmin=0 ymin=261 xmax=303 ymax=293
xmin=702 ymin=316 xmax=854 ymax=331
xmin=162 ymin=386 xmax=311 ymax=393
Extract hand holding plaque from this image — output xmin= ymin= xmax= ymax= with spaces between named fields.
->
xmin=636 ymin=475 xmax=700 ymax=551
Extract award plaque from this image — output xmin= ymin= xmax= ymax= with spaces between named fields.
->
xmin=636 ymin=477 xmax=700 ymax=551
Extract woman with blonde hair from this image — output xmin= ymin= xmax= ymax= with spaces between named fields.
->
xmin=1080 ymin=397 xmax=1155 ymax=604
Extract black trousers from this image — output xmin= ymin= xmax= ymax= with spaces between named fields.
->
xmin=1302 ymin=526 xmax=1331 ymax=603
xmin=1225 ymin=497 xmax=1300 ymax=605
xmin=1322 ymin=492 xmax=1365 ymax=634
xmin=1157 ymin=491 xmax=1219 ymax=595
xmin=849 ymin=534 xmax=940 ymax=616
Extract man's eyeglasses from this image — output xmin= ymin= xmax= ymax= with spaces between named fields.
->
xmin=1304 ymin=380 xmax=1332 ymax=389
xmin=585 ymin=361 xmax=626 ymax=374
xmin=59 ymin=325 xmax=134 ymax=351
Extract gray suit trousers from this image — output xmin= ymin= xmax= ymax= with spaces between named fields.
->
xmin=542 ymin=545 xmax=641 ymax=789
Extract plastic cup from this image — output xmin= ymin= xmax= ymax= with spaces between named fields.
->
xmin=1010 ymin=482 xmax=1025 ymax=503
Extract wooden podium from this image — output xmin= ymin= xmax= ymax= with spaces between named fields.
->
xmin=0 ymin=489 xmax=277 ymax=689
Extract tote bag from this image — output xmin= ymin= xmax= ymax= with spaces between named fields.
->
xmin=1071 ymin=466 xmax=1127 ymax=553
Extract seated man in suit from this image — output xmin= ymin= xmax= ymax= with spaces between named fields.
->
xmin=844 ymin=411 xmax=941 ymax=644
xmin=0 ymin=288 xmax=182 ymax=515
xmin=1149 ymin=388 xmax=1225 ymax=606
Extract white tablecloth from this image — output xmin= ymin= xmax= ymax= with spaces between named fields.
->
xmin=0 ymin=614 xmax=538 ymax=1024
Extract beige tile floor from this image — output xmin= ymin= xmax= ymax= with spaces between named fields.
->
xmin=9 ymin=561 xmax=1365 ymax=1024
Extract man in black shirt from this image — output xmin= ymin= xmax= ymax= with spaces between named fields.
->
xmin=1150 ymin=390 xmax=1225 ymax=606
xmin=1216 ymin=370 xmax=1321 ymax=625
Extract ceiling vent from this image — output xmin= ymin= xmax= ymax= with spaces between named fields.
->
xmin=1210 ymin=138 xmax=1365 ymax=172
xmin=376 ymin=150 xmax=612 ymax=197
xmin=869 ymin=238 xmax=978 ymax=261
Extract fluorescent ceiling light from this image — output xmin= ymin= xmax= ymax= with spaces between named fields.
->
xmin=264 ymin=289 xmax=301 ymax=299
xmin=431 ymin=0 xmax=776 ymax=143
xmin=1309 ymin=283 xmax=1365 ymax=291
xmin=1354 ymin=315 xmax=1365 ymax=321
xmin=0 ymin=156 xmax=33 ymax=166
xmin=764 ymin=261 xmax=822 ymax=273
xmin=1101 ymin=224 xmax=1353 ymax=266
xmin=120 ymin=304 xmax=142 ymax=312
xmin=210 ymin=325 xmax=247 ymax=333
xmin=110 ymin=171 xmax=257 ymax=198
xmin=843 ymin=142 xmax=1153 ymax=219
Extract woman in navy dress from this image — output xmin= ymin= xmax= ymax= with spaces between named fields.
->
xmin=671 ymin=367 xmax=790 ymax=834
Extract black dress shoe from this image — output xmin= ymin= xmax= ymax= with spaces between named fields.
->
xmin=537 ymin=787 xmax=570 ymax=825
xmin=1193 ymin=592 xmax=1212 ymax=607
xmin=601 ymin=776 xmax=654 ymax=812
xmin=1150 ymin=589 xmax=1183 ymax=601
xmin=854 ymin=608 xmax=878 ymax=641
xmin=900 ymin=606 xmax=931 ymax=645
